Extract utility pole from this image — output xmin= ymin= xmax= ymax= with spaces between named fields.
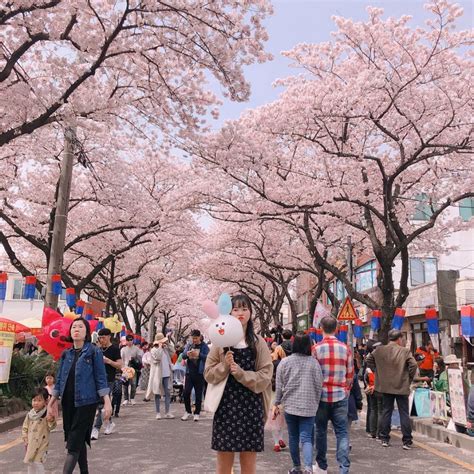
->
xmin=346 ymin=236 xmax=355 ymax=348
xmin=45 ymin=127 xmax=76 ymax=309
xmin=346 ymin=236 xmax=354 ymax=284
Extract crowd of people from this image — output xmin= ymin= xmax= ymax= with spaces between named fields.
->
xmin=18 ymin=296 xmax=474 ymax=474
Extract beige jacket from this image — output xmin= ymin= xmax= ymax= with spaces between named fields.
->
xmin=366 ymin=342 xmax=418 ymax=396
xmin=204 ymin=335 xmax=273 ymax=419
xmin=146 ymin=343 xmax=175 ymax=398
xmin=22 ymin=409 xmax=57 ymax=463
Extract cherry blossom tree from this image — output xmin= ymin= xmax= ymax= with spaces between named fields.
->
xmin=197 ymin=219 xmax=300 ymax=335
xmin=0 ymin=122 xmax=198 ymax=301
xmin=1 ymin=0 xmax=272 ymax=147
xmin=190 ymin=0 xmax=474 ymax=336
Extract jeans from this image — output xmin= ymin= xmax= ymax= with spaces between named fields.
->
xmin=112 ymin=380 xmax=122 ymax=415
xmin=94 ymin=382 xmax=114 ymax=429
xmin=154 ymin=377 xmax=171 ymax=414
xmin=379 ymin=394 xmax=412 ymax=444
xmin=315 ymin=398 xmax=350 ymax=474
xmin=367 ymin=391 xmax=383 ymax=437
xmin=285 ymin=413 xmax=315 ymax=469
xmin=123 ymin=375 xmax=137 ymax=401
xmin=184 ymin=372 xmax=205 ymax=415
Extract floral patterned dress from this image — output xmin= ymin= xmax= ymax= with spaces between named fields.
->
xmin=211 ymin=347 xmax=264 ymax=452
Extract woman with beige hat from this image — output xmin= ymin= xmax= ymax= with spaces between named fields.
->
xmin=147 ymin=332 xmax=175 ymax=419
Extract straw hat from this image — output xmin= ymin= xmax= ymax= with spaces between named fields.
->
xmin=444 ymin=354 xmax=461 ymax=365
xmin=153 ymin=332 xmax=168 ymax=345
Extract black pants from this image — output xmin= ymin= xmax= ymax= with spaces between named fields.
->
xmin=183 ymin=372 xmax=204 ymax=415
xmin=379 ymin=393 xmax=412 ymax=444
xmin=367 ymin=391 xmax=383 ymax=437
xmin=112 ymin=380 xmax=122 ymax=415
xmin=63 ymin=444 xmax=88 ymax=474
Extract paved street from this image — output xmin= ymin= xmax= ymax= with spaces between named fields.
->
xmin=1 ymin=394 xmax=474 ymax=474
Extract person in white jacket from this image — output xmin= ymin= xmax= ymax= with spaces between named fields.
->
xmin=147 ymin=333 xmax=175 ymax=419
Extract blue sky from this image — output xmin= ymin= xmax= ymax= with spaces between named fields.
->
xmin=213 ymin=0 xmax=473 ymax=127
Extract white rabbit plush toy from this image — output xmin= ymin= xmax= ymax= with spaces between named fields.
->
xmin=202 ymin=293 xmax=244 ymax=348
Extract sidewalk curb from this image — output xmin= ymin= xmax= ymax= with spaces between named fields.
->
xmin=361 ymin=408 xmax=474 ymax=453
xmin=411 ymin=417 xmax=474 ymax=453
xmin=0 ymin=411 xmax=27 ymax=434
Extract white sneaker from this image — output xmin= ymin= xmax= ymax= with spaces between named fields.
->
xmin=164 ymin=413 xmax=175 ymax=419
xmin=122 ymin=400 xmax=129 ymax=406
xmin=91 ymin=428 xmax=99 ymax=440
xmin=181 ymin=413 xmax=192 ymax=421
xmin=193 ymin=414 xmax=200 ymax=422
xmin=104 ymin=421 xmax=116 ymax=435
xmin=155 ymin=413 xmax=162 ymax=420
xmin=313 ymin=465 xmax=327 ymax=473
xmin=130 ymin=399 xmax=136 ymax=406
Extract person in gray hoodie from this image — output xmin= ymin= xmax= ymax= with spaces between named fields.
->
xmin=273 ymin=332 xmax=323 ymax=474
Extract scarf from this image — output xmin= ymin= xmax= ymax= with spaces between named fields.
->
xmin=28 ymin=407 xmax=46 ymax=421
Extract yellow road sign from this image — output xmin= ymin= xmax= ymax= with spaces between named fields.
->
xmin=337 ymin=297 xmax=358 ymax=321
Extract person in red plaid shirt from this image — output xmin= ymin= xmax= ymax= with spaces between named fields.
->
xmin=312 ymin=316 xmax=354 ymax=474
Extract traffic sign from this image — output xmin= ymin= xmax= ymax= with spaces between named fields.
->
xmin=337 ymin=297 xmax=358 ymax=321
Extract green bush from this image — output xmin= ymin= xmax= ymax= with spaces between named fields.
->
xmin=5 ymin=353 xmax=58 ymax=402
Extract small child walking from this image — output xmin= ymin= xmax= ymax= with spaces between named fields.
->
xmin=22 ymin=387 xmax=57 ymax=473
xmin=44 ymin=373 xmax=59 ymax=419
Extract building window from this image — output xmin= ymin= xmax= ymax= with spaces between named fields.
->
xmin=412 ymin=193 xmax=434 ymax=221
xmin=410 ymin=258 xmax=437 ymax=286
xmin=459 ymin=197 xmax=474 ymax=221
xmin=333 ymin=280 xmax=347 ymax=302
xmin=355 ymin=260 xmax=377 ymax=292
xmin=12 ymin=279 xmax=42 ymax=300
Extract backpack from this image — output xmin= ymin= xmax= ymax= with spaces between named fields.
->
xmin=129 ymin=357 xmax=142 ymax=372
xmin=281 ymin=340 xmax=292 ymax=357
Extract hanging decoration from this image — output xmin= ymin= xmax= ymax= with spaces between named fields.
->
xmin=336 ymin=325 xmax=348 ymax=344
xmin=371 ymin=310 xmax=382 ymax=332
xmin=76 ymin=299 xmax=85 ymax=315
xmin=85 ymin=308 xmax=94 ymax=321
xmin=461 ymin=306 xmax=474 ymax=338
xmin=425 ymin=308 xmax=439 ymax=335
xmin=353 ymin=319 xmax=364 ymax=339
xmin=24 ymin=276 xmax=37 ymax=310
xmin=24 ymin=276 xmax=36 ymax=299
xmin=0 ymin=272 xmax=8 ymax=313
xmin=51 ymin=274 xmax=62 ymax=296
xmin=391 ymin=307 xmax=405 ymax=331
xmin=65 ymin=288 xmax=76 ymax=309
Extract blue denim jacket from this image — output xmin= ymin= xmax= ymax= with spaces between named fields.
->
xmin=52 ymin=342 xmax=110 ymax=407
xmin=181 ymin=342 xmax=210 ymax=375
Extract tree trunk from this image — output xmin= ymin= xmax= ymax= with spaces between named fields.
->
xmin=379 ymin=263 xmax=396 ymax=344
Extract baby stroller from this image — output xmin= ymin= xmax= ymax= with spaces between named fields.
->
xmin=171 ymin=364 xmax=185 ymax=403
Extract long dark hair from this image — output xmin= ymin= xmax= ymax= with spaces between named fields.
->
xmin=232 ymin=293 xmax=258 ymax=354
xmin=292 ymin=332 xmax=312 ymax=356
xmin=67 ymin=317 xmax=92 ymax=343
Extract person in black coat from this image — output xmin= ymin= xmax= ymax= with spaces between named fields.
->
xmin=348 ymin=371 xmax=363 ymax=449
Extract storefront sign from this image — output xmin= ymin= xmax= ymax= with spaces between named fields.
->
xmin=0 ymin=330 xmax=15 ymax=383
xmin=447 ymin=367 xmax=468 ymax=426
xmin=430 ymin=391 xmax=448 ymax=422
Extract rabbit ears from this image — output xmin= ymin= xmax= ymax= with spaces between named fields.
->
xmin=202 ymin=293 xmax=233 ymax=320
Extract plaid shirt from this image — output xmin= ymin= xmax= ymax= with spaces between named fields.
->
xmin=313 ymin=336 xmax=354 ymax=403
